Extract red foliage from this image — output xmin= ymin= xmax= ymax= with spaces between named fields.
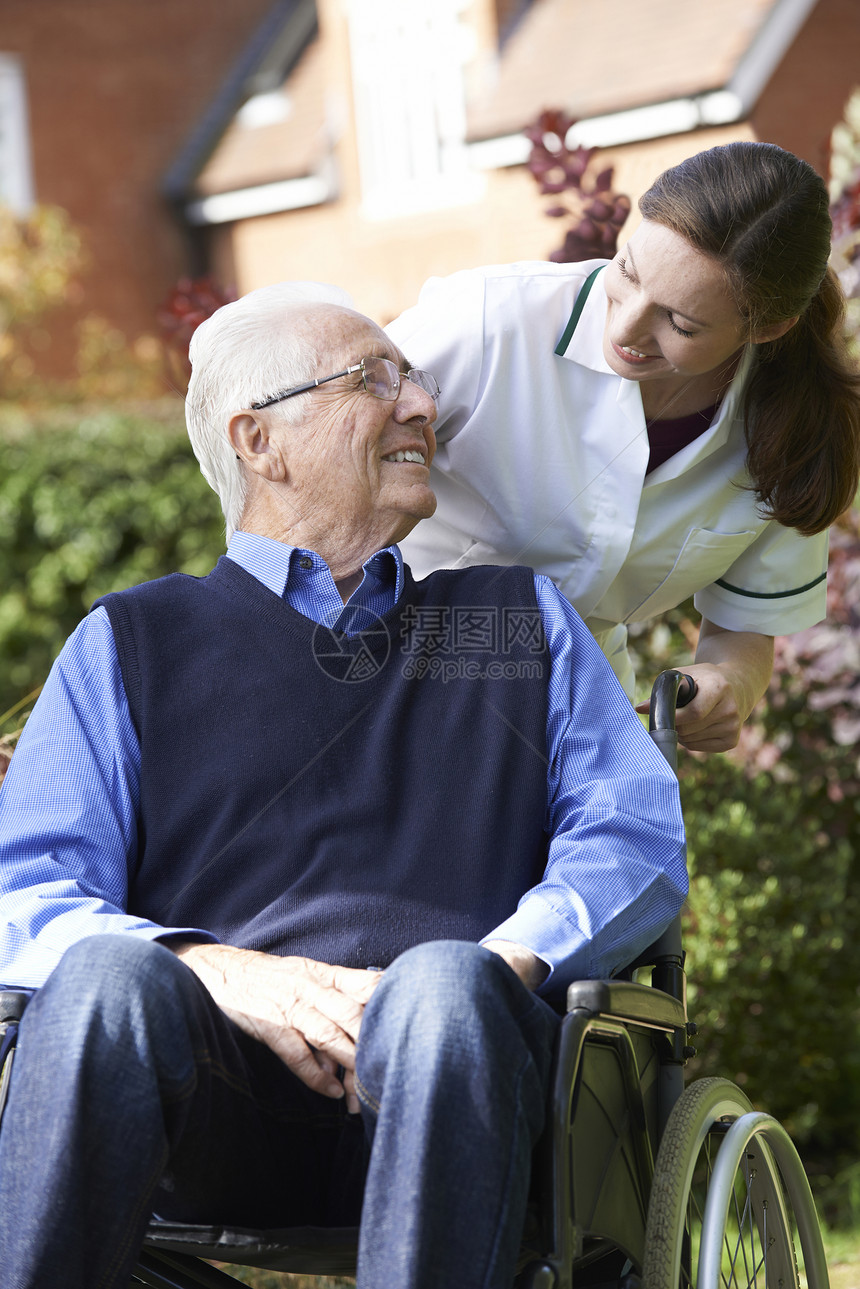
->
xmin=831 ymin=175 xmax=860 ymax=245
xmin=736 ymin=510 xmax=860 ymax=807
xmin=524 ymin=108 xmax=631 ymax=262
xmin=157 ymin=277 xmax=237 ymax=382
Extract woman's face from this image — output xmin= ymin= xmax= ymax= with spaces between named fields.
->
xmin=601 ymin=221 xmax=748 ymax=386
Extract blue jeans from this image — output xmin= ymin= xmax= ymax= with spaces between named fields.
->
xmin=0 ymin=935 xmax=558 ymax=1289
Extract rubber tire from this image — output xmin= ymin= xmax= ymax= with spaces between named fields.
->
xmin=641 ymin=1076 xmax=793 ymax=1289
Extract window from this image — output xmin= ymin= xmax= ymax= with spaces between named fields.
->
xmin=0 ymin=55 xmax=34 ymax=214
xmin=346 ymin=0 xmax=484 ymax=218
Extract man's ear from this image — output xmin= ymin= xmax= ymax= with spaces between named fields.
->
xmin=228 ymin=411 xmax=288 ymax=482
xmin=751 ymin=316 xmax=799 ymax=345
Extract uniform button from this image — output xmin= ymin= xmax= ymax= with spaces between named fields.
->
xmin=299 ymin=557 xmax=313 ymax=570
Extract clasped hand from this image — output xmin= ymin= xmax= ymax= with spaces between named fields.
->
xmin=172 ymin=942 xmax=381 ymax=1113
xmin=667 ymin=663 xmax=746 ymax=752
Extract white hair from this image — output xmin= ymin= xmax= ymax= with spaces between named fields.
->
xmin=185 ymin=280 xmax=355 ymax=540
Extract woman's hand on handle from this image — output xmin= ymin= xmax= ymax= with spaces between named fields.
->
xmin=675 ymin=621 xmax=773 ymax=752
xmin=671 ymin=664 xmax=753 ymax=751
xmin=635 ymin=621 xmax=773 ymax=752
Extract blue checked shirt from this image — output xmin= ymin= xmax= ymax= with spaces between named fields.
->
xmin=0 ymin=532 xmax=687 ymax=992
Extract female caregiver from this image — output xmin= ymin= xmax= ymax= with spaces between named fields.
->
xmin=387 ymin=141 xmax=860 ymax=752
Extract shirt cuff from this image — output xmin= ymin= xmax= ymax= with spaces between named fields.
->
xmin=694 ymin=574 xmax=827 ymax=635
xmin=0 ymin=922 xmax=220 ymax=990
xmin=481 ymin=893 xmax=590 ymax=994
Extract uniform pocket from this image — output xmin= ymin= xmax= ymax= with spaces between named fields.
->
xmin=624 ymin=527 xmax=757 ymax=623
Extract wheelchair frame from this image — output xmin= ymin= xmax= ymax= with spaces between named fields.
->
xmin=0 ymin=672 xmax=830 ymax=1289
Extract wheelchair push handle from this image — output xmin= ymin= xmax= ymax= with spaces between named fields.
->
xmin=639 ymin=672 xmax=697 ymax=1006
xmin=647 ymin=670 xmax=697 ymax=774
xmin=648 ymin=669 xmax=697 ymax=732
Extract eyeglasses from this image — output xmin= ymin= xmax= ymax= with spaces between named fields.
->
xmin=251 ymin=356 xmax=440 ymax=410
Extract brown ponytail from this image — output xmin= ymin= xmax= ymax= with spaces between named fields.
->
xmin=640 ymin=142 xmax=860 ymax=535
xmin=744 ymin=267 xmax=860 ymax=533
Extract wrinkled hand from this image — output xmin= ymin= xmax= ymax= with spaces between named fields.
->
xmin=482 ymin=939 xmax=549 ymax=990
xmin=172 ymin=942 xmax=380 ymax=1111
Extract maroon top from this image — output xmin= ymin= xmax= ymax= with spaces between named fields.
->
xmin=646 ymin=405 xmax=718 ymax=474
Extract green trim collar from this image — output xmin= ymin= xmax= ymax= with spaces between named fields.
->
xmin=555 ymin=266 xmax=605 ymax=356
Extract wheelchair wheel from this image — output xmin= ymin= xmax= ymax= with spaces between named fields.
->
xmin=641 ymin=1077 xmax=829 ymax=1289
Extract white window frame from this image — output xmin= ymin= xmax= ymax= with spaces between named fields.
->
xmin=346 ymin=0 xmax=484 ymax=219
xmin=0 ymin=54 xmax=34 ymax=215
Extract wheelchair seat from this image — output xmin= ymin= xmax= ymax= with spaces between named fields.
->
xmin=131 ymin=957 xmax=691 ymax=1288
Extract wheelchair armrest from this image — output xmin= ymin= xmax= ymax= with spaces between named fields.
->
xmin=565 ymin=979 xmax=686 ymax=1031
xmin=0 ymin=989 xmax=34 ymax=1025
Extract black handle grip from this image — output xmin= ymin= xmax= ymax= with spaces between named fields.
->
xmin=649 ymin=670 xmax=698 ymax=733
xmin=676 ymin=673 xmax=697 ymax=709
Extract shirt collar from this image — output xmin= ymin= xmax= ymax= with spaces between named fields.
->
xmin=555 ymin=261 xmax=617 ymax=376
xmin=225 ymin=530 xmax=404 ymax=600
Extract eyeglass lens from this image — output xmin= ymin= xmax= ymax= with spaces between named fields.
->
xmin=362 ymin=357 xmax=439 ymax=402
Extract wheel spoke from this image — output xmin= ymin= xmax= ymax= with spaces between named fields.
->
xmin=642 ymin=1079 xmax=825 ymax=1289
xmin=735 ymin=1167 xmax=754 ymax=1286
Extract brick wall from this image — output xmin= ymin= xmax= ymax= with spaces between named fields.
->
xmin=751 ymin=0 xmax=860 ymax=174
xmin=0 ymin=0 xmax=272 ymax=378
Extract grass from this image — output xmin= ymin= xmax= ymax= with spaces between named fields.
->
xmin=212 ymin=1271 xmax=354 ymax=1288
xmin=826 ymin=1226 xmax=860 ymax=1289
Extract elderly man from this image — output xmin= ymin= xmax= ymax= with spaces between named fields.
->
xmin=0 ymin=283 xmax=686 ymax=1289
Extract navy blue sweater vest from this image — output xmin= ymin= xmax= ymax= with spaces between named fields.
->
xmin=97 ymin=558 xmax=550 ymax=969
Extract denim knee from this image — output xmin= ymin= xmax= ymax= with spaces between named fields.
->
xmin=371 ymin=939 xmax=527 ymax=1018
xmin=358 ymin=938 xmax=551 ymax=1071
xmin=25 ymin=935 xmax=204 ymax=1076
xmin=39 ymin=934 xmax=186 ymax=1012
xmin=355 ymin=939 xmax=557 ymax=1140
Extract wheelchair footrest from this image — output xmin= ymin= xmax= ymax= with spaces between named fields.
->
xmin=144 ymin=1219 xmax=359 ymax=1275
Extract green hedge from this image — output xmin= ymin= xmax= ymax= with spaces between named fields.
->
xmin=679 ymin=755 xmax=860 ymax=1216
xmin=630 ymin=521 xmax=860 ymax=1220
xmin=0 ymin=405 xmax=225 ymax=717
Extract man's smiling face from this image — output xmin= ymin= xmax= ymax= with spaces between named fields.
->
xmin=268 ymin=307 xmax=438 ymax=555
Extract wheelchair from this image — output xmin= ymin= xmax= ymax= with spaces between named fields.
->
xmin=0 ymin=672 xmax=829 ymax=1289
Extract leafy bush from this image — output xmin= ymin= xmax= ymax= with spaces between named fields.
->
xmin=524 ymin=108 xmax=631 ymax=261
xmin=74 ymin=315 xmax=165 ymax=403
xmin=830 ymin=86 xmax=860 ymax=363
xmin=632 ymin=512 xmax=860 ymax=1218
xmin=213 ymin=1271 xmax=353 ymax=1288
xmin=0 ymin=405 xmax=225 ymax=721
xmin=0 ymin=203 xmax=84 ymax=394
xmin=157 ymin=276 xmax=236 ymax=389
xmin=680 ymin=755 xmax=860 ymax=1192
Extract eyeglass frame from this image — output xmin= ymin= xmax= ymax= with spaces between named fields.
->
xmin=250 ymin=357 xmax=440 ymax=410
